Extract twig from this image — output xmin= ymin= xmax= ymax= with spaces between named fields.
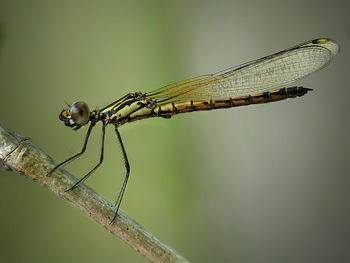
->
xmin=0 ymin=123 xmax=189 ymax=263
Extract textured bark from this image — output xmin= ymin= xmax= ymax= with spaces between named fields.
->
xmin=0 ymin=123 xmax=189 ymax=263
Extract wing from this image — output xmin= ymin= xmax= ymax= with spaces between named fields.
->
xmin=145 ymin=38 xmax=339 ymax=104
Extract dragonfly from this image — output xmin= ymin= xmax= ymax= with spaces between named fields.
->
xmin=46 ymin=38 xmax=339 ymax=223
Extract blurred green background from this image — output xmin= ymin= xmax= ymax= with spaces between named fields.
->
xmin=0 ymin=0 xmax=349 ymax=262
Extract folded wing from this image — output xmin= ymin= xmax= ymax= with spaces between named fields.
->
xmin=145 ymin=38 xmax=339 ymax=104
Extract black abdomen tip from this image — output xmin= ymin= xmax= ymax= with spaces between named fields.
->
xmin=286 ymin=86 xmax=312 ymax=97
xmin=297 ymin=87 xmax=313 ymax=96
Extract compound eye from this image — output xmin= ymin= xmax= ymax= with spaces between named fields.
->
xmin=70 ymin=101 xmax=90 ymax=126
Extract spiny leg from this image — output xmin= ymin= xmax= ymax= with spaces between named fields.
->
xmin=110 ymin=126 xmax=130 ymax=224
xmin=45 ymin=122 xmax=95 ymax=177
xmin=65 ymin=123 xmax=106 ymax=192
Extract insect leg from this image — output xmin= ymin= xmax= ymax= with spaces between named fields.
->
xmin=110 ymin=126 xmax=130 ymax=224
xmin=65 ymin=122 xmax=106 ymax=192
xmin=45 ymin=122 xmax=95 ymax=177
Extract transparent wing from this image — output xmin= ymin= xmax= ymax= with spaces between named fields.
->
xmin=146 ymin=38 xmax=339 ymax=103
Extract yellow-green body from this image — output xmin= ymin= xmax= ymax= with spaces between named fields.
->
xmin=100 ymin=86 xmax=310 ymax=127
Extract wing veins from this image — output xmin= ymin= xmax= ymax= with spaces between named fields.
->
xmin=145 ymin=39 xmax=338 ymax=104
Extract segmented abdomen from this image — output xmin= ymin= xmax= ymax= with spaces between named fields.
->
xmin=154 ymin=86 xmax=311 ymax=118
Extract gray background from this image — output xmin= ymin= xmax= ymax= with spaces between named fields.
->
xmin=0 ymin=0 xmax=349 ymax=262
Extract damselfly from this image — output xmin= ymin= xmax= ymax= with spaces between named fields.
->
xmin=46 ymin=38 xmax=339 ymax=223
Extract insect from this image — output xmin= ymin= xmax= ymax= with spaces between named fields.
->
xmin=46 ymin=38 xmax=339 ymax=223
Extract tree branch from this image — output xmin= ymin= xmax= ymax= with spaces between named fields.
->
xmin=0 ymin=123 xmax=189 ymax=263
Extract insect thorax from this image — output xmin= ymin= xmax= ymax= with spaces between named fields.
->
xmin=99 ymin=92 xmax=158 ymax=126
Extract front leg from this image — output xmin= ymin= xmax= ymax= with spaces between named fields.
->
xmin=65 ymin=122 xmax=106 ymax=192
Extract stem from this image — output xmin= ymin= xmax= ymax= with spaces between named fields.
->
xmin=0 ymin=123 xmax=189 ymax=263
